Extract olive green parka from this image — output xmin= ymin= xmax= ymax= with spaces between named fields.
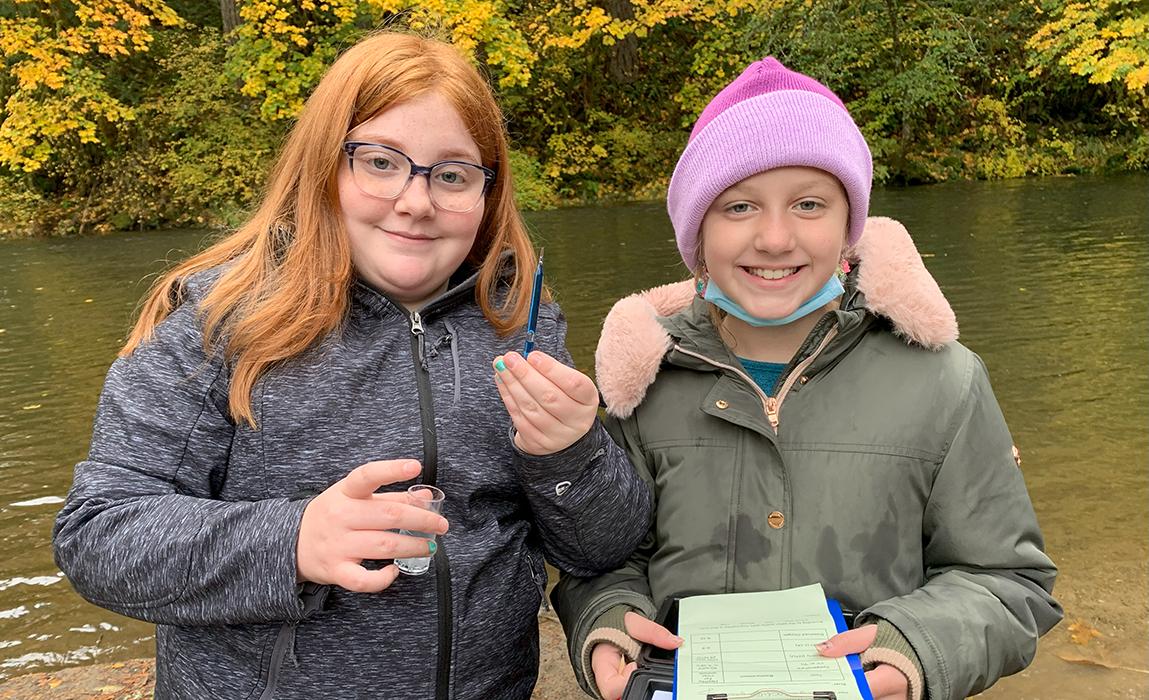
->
xmin=552 ymin=218 xmax=1061 ymax=700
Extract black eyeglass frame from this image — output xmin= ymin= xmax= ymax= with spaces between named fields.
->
xmin=342 ymin=141 xmax=497 ymax=212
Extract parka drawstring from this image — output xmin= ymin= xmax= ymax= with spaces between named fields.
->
xmin=427 ymin=321 xmax=462 ymax=407
xmin=443 ymin=319 xmax=461 ymax=407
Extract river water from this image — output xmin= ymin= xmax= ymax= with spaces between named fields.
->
xmin=0 ymin=174 xmax=1146 ymax=697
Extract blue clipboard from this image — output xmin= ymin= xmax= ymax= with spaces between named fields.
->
xmin=827 ymin=599 xmax=874 ymax=700
xmin=670 ymin=599 xmax=873 ymax=700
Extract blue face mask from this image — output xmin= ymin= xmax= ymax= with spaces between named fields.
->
xmin=702 ymin=273 xmax=845 ymax=327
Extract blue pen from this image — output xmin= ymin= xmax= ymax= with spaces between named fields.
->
xmin=522 ymin=248 xmax=544 ymax=355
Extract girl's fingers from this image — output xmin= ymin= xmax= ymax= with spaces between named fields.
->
xmin=493 ymin=359 xmax=569 ymax=435
xmin=497 ymin=352 xmax=582 ymax=422
xmin=340 ymin=529 xmax=437 ymax=562
xmin=337 ymin=459 xmax=421 ymax=499
xmin=523 ymin=350 xmax=600 ymax=406
xmin=864 ymin=663 xmax=910 ymax=700
xmin=590 ymin=643 xmax=634 ymax=700
xmin=815 ymin=624 xmax=878 ymax=657
xmin=624 ymin=612 xmax=684 ymax=649
xmin=340 ymin=498 xmax=448 ymax=535
xmin=331 ymin=561 xmax=401 ymax=593
xmin=596 ymin=661 xmax=635 ymax=700
xmin=493 ymin=366 xmax=551 ymax=439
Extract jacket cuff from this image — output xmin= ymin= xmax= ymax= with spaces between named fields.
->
xmin=860 ymin=618 xmax=925 ymax=700
xmin=511 ymin=419 xmax=605 ymax=481
xmin=579 ymin=605 xmax=639 ymax=699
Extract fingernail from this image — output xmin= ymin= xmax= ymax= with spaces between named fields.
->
xmin=674 ymin=635 xmax=685 ymax=646
xmin=404 ymin=461 xmax=420 ymax=475
xmin=494 ymin=358 xmax=506 ymax=372
xmin=815 ymin=641 xmax=831 ymax=652
xmin=503 ymin=352 xmax=520 ymax=369
xmin=428 ymin=541 xmax=437 ymax=555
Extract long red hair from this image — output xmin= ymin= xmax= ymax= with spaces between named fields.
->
xmin=122 ymin=32 xmax=538 ymax=426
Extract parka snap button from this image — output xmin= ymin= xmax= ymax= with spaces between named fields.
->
xmin=715 ymin=399 xmax=729 ymax=409
xmin=767 ymin=511 xmax=785 ymax=529
xmin=799 ymin=375 xmax=809 ymax=384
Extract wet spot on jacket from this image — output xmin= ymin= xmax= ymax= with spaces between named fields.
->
xmin=733 ymin=514 xmax=772 ymax=580
xmin=688 ymin=528 xmax=728 ymax=566
xmin=816 ymin=527 xmax=844 ymax=587
xmin=848 ymin=493 xmax=901 ymax=578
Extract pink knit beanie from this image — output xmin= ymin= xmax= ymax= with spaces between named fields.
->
xmin=668 ymin=57 xmax=873 ymax=271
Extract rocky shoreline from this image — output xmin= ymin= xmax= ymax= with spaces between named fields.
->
xmin=0 ymin=611 xmax=586 ymax=700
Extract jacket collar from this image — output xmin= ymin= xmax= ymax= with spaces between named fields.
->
xmin=595 ymin=217 xmax=958 ymax=417
xmin=351 ymin=250 xmax=515 ymax=322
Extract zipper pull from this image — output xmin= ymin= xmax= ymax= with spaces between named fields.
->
xmin=409 ymin=311 xmax=428 ymax=369
xmin=765 ymin=396 xmax=779 ymax=430
xmin=529 ymin=557 xmax=550 ymax=612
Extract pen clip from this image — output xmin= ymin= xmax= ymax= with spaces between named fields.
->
xmin=523 ymin=247 xmax=545 ymax=356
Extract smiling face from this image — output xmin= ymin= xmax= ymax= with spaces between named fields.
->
xmin=338 ymin=91 xmax=485 ymax=310
xmin=700 ymin=166 xmax=849 ymax=324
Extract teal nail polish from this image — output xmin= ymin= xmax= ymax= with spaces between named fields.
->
xmin=494 ymin=359 xmax=506 ymax=372
xmin=428 ymin=541 xmax=438 ymax=555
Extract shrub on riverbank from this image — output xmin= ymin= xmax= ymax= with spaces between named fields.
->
xmin=1 ymin=1 xmax=1145 ymax=238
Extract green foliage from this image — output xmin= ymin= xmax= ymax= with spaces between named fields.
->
xmin=0 ymin=0 xmax=1146 ymax=237
xmin=507 ymin=149 xmax=558 ymax=211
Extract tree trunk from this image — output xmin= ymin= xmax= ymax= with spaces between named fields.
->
xmin=220 ymin=0 xmax=240 ymax=35
xmin=605 ymin=0 xmax=637 ymax=82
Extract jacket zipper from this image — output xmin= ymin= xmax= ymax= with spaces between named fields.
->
xmin=769 ymin=327 xmax=838 ymax=428
xmin=673 ymin=325 xmax=839 ymax=431
xmin=527 ymin=550 xmax=550 ymax=612
xmin=409 ymin=311 xmax=453 ymax=700
xmin=256 ymin=583 xmax=329 ymax=700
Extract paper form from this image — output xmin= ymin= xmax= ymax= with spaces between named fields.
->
xmin=674 ymin=584 xmax=866 ymax=700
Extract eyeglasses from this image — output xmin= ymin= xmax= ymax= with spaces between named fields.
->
xmin=342 ymin=142 xmax=496 ymax=213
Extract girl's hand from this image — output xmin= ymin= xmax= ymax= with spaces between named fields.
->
xmin=492 ymin=350 xmax=599 ymax=455
xmin=591 ymin=612 xmax=683 ymax=700
xmin=297 ymin=459 xmax=449 ymax=592
xmin=816 ymin=625 xmax=910 ymax=700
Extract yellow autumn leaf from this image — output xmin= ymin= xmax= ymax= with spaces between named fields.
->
xmin=1067 ymin=619 xmax=1103 ymax=645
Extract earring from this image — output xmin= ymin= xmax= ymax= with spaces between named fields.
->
xmin=835 ymin=258 xmax=851 ymax=284
xmin=695 ymin=266 xmax=709 ymax=297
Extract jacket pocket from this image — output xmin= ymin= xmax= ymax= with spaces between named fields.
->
xmin=249 ymin=621 xmax=296 ymax=700
xmin=248 ymin=583 xmax=329 ymax=700
xmin=525 ymin=549 xmax=549 ymax=612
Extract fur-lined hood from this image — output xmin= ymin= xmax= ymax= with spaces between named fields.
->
xmin=595 ymin=217 xmax=958 ymax=417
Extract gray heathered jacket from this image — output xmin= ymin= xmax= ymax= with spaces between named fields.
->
xmin=53 ymin=264 xmax=653 ymax=700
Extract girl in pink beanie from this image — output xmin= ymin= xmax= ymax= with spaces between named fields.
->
xmin=552 ymin=57 xmax=1060 ymax=700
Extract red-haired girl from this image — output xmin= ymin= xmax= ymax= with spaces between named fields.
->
xmin=53 ymin=32 xmax=651 ymax=700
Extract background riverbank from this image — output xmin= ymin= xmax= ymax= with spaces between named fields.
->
xmin=2 ymin=0 xmax=1146 ymax=237
xmin=0 ymin=175 xmax=1146 ymax=697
